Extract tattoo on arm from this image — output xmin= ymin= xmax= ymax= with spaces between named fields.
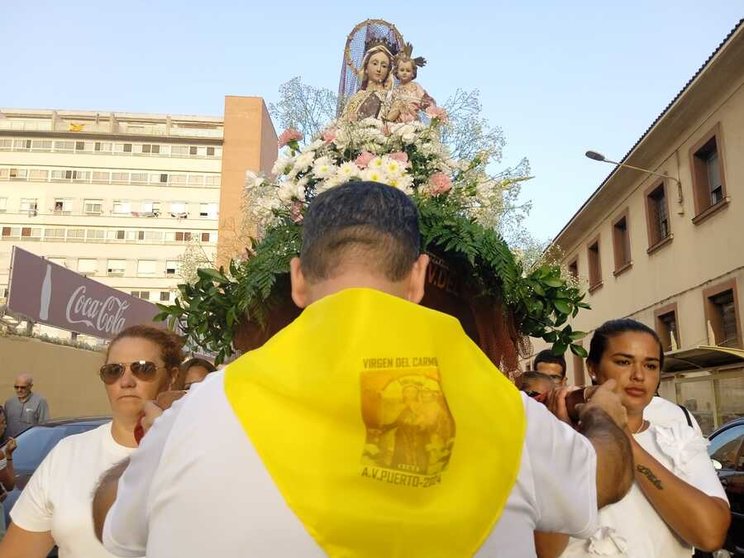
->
xmin=637 ymin=464 xmax=663 ymax=490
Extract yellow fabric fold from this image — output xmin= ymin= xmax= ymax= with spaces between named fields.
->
xmin=225 ymin=288 xmax=525 ymax=557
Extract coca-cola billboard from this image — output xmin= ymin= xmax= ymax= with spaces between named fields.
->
xmin=7 ymin=247 xmax=164 ymax=339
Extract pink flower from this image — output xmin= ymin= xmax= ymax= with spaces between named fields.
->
xmin=389 ymin=152 xmax=409 ymax=166
xmin=321 ymin=128 xmax=337 ymax=143
xmin=355 ymin=151 xmax=375 ymax=169
xmin=429 ymin=172 xmax=452 ymax=195
xmin=278 ymin=128 xmax=303 ymax=148
xmin=425 ymin=106 xmax=448 ymax=123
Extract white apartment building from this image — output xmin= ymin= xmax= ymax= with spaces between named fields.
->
xmin=0 ymin=108 xmax=224 ymax=318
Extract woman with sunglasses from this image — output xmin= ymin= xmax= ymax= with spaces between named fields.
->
xmin=557 ymin=319 xmax=729 ymax=557
xmin=0 ymin=324 xmax=182 ymax=558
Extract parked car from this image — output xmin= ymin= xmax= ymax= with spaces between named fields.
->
xmin=2 ymin=417 xmax=110 ymax=529
xmin=695 ymin=417 xmax=744 ymax=557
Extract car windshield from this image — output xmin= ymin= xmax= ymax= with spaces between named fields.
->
xmin=11 ymin=424 xmax=102 ymax=471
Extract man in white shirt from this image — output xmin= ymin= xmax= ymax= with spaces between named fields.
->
xmin=93 ymin=181 xmax=633 ymax=557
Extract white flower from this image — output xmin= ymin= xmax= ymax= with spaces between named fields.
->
xmin=277 ymin=181 xmax=305 ymax=203
xmin=386 ymin=173 xmax=414 ymax=194
xmin=290 ymin=151 xmax=316 ymax=177
xmin=383 ymin=157 xmax=403 ymax=177
xmin=244 ymin=170 xmax=266 ymax=190
xmin=360 ymin=167 xmax=388 ymax=183
xmin=337 ymin=161 xmax=361 ymax=181
xmin=316 ymin=174 xmax=345 ymax=194
xmin=312 ymin=156 xmax=336 ymax=179
xmin=368 ymin=156 xmax=385 ymax=170
xmin=307 ymin=139 xmax=325 ymax=151
xmin=271 ymin=155 xmax=294 ymax=177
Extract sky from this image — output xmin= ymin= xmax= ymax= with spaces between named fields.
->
xmin=1 ymin=1 xmax=741 ymax=241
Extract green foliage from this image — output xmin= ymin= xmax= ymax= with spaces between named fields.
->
xmin=159 ymin=195 xmax=588 ymax=365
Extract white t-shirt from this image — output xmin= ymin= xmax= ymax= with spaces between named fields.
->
xmin=644 ymin=396 xmax=702 ymax=435
xmin=561 ymin=422 xmax=727 ymax=558
xmin=11 ymin=423 xmax=136 ymax=558
xmin=104 ymin=370 xmax=599 ymax=557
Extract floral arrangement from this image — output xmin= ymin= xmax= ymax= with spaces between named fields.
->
xmin=158 ymin=113 xmax=589 ymax=365
xmin=245 ymin=112 xmax=513 ymax=236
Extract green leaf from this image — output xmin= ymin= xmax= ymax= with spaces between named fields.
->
xmin=569 ymin=330 xmax=587 ymax=341
xmin=570 ymin=344 xmax=588 ymax=358
xmin=553 ymin=299 xmax=571 ymax=315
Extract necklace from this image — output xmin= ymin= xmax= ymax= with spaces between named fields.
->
xmin=634 ymin=419 xmax=647 ymax=434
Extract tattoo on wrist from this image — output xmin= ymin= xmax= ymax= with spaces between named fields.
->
xmin=637 ymin=464 xmax=663 ymax=489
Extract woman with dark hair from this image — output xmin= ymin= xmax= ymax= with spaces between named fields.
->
xmin=561 ymin=318 xmax=729 ymax=557
xmin=0 ymin=325 xmax=182 ymax=558
xmin=175 ymin=357 xmax=217 ymax=391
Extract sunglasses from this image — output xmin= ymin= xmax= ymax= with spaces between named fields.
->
xmin=99 ymin=361 xmax=164 ymax=384
xmin=13 ymin=385 xmax=30 ymax=390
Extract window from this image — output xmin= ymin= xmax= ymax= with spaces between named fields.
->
xmin=77 ymin=259 xmax=97 ymax=274
xmin=170 ymin=202 xmax=187 ymax=216
xmin=141 ymin=201 xmax=161 ymax=216
xmin=159 ymin=173 xmax=168 ymax=183
xmin=67 ymin=228 xmax=85 ymax=241
xmin=691 ymin=124 xmax=728 ymax=222
xmin=107 ymin=259 xmax=126 ymax=276
xmin=92 ymin=171 xmax=111 ymax=183
xmin=175 ymin=232 xmax=192 ymax=242
xmin=587 ymin=237 xmax=602 ymax=291
xmin=21 ymin=227 xmax=41 ymax=240
xmin=86 ymin=229 xmax=105 ymax=242
xmin=141 ymin=144 xmax=160 ymax=154
xmin=704 ymin=281 xmax=740 ymax=348
xmin=75 ymin=141 xmax=86 ymax=151
xmin=137 ymin=260 xmax=157 ymax=275
xmin=567 ymin=258 xmax=578 ymax=279
xmin=113 ymin=201 xmax=131 ymax=215
xmin=130 ymin=291 xmax=150 ymax=300
xmin=645 ymin=182 xmax=671 ymax=250
xmin=20 ymin=198 xmax=38 ymax=216
xmin=171 ymin=146 xmax=190 ymax=157
xmin=189 ymin=146 xmax=197 ymax=155
xmin=160 ymin=291 xmax=171 ymax=302
xmin=206 ymin=146 xmax=215 ymax=156
xmin=201 ymin=232 xmax=211 ymax=242
xmin=165 ymin=260 xmax=180 ymax=275
xmin=199 ymin=202 xmax=218 ymax=218
xmin=44 ymin=228 xmax=66 ymax=241
xmin=655 ymin=304 xmax=680 ymax=352
xmin=9 ymin=168 xmax=27 ymax=180
xmin=130 ymin=173 xmax=148 ymax=184
xmin=115 ymin=230 xmax=125 ymax=240
xmin=612 ymin=212 xmax=631 ymax=275
xmin=31 ymin=140 xmax=52 ymax=151
xmin=2 ymin=227 xmax=17 ymax=238
xmin=84 ymin=199 xmax=103 ymax=215
xmin=54 ymin=140 xmax=74 ymax=152
xmin=53 ymin=199 xmax=72 ymax=214
xmin=123 ymin=143 xmax=133 ymax=153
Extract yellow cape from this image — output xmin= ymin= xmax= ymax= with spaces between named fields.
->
xmin=226 ymin=288 xmax=525 ymax=557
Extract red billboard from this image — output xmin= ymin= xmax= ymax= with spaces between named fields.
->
xmin=7 ymin=246 xmax=163 ymax=339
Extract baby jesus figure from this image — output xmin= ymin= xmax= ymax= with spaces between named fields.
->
xmin=386 ymin=43 xmax=436 ymax=123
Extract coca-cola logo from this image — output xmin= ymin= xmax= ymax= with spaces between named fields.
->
xmin=65 ymin=286 xmax=131 ymax=335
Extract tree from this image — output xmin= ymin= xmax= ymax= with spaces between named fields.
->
xmin=268 ymin=77 xmax=338 ymax=142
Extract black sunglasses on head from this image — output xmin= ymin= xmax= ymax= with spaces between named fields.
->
xmin=99 ymin=361 xmax=164 ymax=384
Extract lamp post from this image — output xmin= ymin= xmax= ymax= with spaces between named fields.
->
xmin=585 ymin=150 xmax=684 ymax=213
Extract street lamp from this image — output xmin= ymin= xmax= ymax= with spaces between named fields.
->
xmin=585 ymin=150 xmax=684 ymax=212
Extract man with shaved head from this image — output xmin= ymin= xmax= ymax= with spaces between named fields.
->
xmin=5 ymin=373 xmax=49 ymax=437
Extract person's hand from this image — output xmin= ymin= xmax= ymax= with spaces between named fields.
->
xmin=578 ymin=379 xmax=628 ymax=430
xmin=4 ymin=437 xmax=17 ymax=456
xmin=140 ymin=391 xmax=187 ymax=437
xmin=545 ymin=385 xmax=582 ymax=425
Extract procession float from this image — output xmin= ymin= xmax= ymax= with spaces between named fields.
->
xmin=155 ymin=19 xmax=588 ymax=374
